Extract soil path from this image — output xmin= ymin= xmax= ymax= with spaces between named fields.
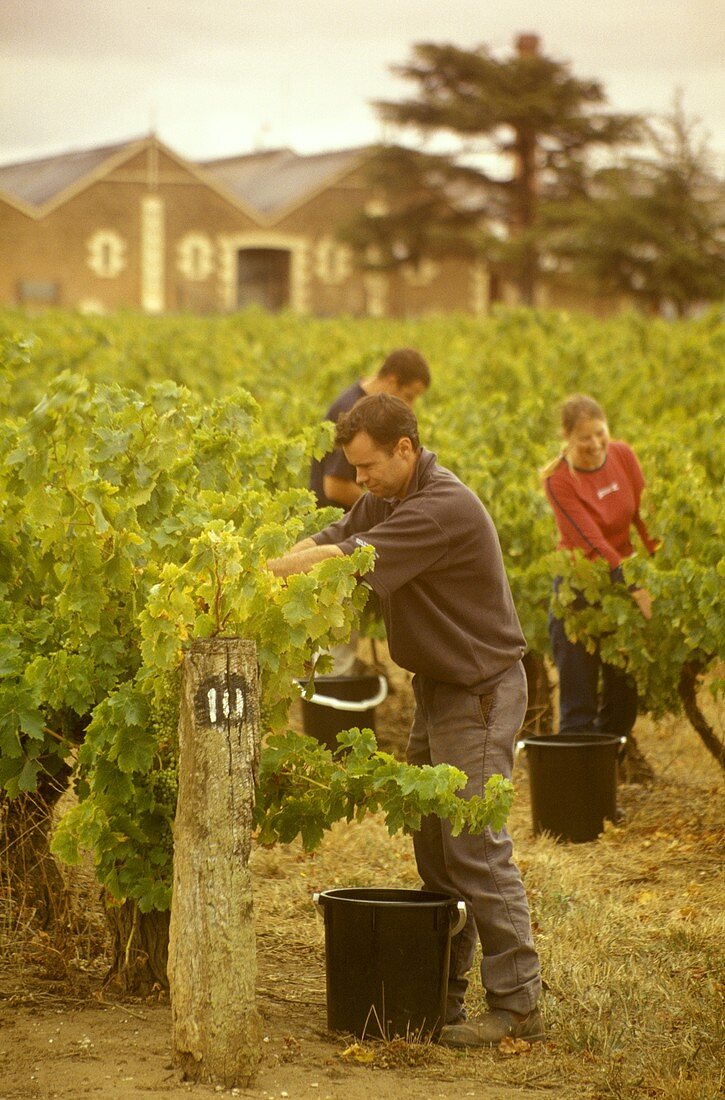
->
xmin=0 ymin=988 xmax=551 ymax=1100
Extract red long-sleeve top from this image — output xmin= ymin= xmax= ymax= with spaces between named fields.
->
xmin=545 ymin=441 xmax=658 ymax=572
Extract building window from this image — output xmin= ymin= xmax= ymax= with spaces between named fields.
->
xmin=364 ymin=244 xmax=384 ymax=267
xmin=402 ymin=258 xmax=440 ymax=287
xmin=17 ymin=279 xmax=59 ymax=304
xmin=364 ymin=195 xmax=389 ymax=218
xmin=87 ymin=230 xmax=126 ymax=278
xmin=177 ymin=234 xmax=214 ymax=281
xmin=314 ymin=237 xmax=352 ymax=285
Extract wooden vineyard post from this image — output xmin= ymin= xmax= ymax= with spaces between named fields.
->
xmin=168 ymin=637 xmax=262 ymax=1087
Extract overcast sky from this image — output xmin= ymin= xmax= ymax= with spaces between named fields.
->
xmin=2 ymin=0 xmax=724 ymax=169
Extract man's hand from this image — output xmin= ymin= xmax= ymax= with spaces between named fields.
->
xmin=266 ymin=541 xmax=343 ymax=578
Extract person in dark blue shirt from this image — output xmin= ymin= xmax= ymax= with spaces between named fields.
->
xmin=309 ymin=348 xmax=430 ymax=511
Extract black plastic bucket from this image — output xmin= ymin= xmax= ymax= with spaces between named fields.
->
xmin=313 ymin=888 xmax=466 ymax=1038
xmin=518 ymin=733 xmax=625 ymax=843
xmin=298 ymin=674 xmax=388 ymax=751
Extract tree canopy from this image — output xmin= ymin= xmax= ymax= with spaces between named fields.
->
xmin=344 ymin=36 xmax=723 ymax=314
xmin=551 ymin=95 xmax=725 ymax=315
xmin=347 ymin=35 xmax=642 ymax=304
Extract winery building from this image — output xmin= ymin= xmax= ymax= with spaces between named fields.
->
xmin=0 ymin=134 xmax=501 ymax=318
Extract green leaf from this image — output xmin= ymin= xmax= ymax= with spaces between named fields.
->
xmin=18 ymin=756 xmax=41 ymax=791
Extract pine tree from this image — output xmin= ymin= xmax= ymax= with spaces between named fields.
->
xmin=554 ymin=94 xmax=725 ymax=316
xmin=346 ymin=35 xmax=641 ymax=305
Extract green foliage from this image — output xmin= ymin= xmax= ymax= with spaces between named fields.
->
xmin=550 ymin=446 xmax=724 ymax=719
xmin=351 ymin=38 xmax=644 ymax=302
xmin=1 ymin=306 xmax=722 ymax=913
xmin=256 ymin=727 xmax=514 ymax=852
xmin=0 ymin=359 xmax=371 ymax=911
xmin=553 ymin=95 xmax=725 ymax=316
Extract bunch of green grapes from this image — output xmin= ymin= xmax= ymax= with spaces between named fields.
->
xmin=148 ymin=671 xmax=180 ymax=815
xmin=150 ymin=669 xmax=181 ymax=760
xmin=150 ymin=764 xmax=178 ymax=815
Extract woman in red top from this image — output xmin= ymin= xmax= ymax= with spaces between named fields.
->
xmin=543 ymin=395 xmax=658 ymax=737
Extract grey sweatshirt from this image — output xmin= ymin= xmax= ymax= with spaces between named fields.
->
xmin=312 ymin=448 xmax=525 ymax=691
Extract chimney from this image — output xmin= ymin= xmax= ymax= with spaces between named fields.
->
xmin=515 ymin=33 xmax=540 ymax=58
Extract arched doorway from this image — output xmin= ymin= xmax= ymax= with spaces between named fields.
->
xmin=237 ymin=247 xmax=290 ymax=311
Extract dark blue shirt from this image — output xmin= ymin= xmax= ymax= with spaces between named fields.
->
xmin=309 ymin=381 xmax=366 ymax=509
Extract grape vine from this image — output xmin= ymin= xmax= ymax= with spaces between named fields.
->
xmin=0 ymin=305 xmax=721 ymax=924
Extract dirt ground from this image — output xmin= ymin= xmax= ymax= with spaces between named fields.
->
xmin=1 ymin=658 xmax=723 ymax=1100
xmin=0 ymin=955 xmax=546 ymax=1100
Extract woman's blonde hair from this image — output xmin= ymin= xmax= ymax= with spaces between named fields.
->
xmin=539 ymin=394 xmax=607 ymax=480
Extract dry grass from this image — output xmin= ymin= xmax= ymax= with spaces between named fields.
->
xmin=251 ymin=701 xmax=724 ymax=1100
xmin=0 ymin=792 xmax=107 ymax=992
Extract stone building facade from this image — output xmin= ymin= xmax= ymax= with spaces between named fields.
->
xmin=0 ymin=134 xmax=497 ymax=318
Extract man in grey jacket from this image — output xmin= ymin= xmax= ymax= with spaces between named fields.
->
xmin=267 ymin=393 xmax=543 ymax=1046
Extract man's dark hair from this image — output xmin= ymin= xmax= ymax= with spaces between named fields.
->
xmin=335 ymin=394 xmax=421 ymax=452
xmin=377 ymin=347 xmax=430 ymax=388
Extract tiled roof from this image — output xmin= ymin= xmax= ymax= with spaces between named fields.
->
xmin=0 ymin=136 xmax=370 ymax=218
xmin=201 ymin=147 xmax=367 ymax=216
xmin=0 ymin=139 xmax=143 ymax=208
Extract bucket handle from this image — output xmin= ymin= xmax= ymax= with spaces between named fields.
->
xmin=303 ymin=675 xmax=388 ymax=712
xmin=516 ymin=734 xmax=628 ymax=755
xmin=451 ymin=900 xmax=467 ymax=937
xmin=313 ymin=892 xmax=467 ymax=936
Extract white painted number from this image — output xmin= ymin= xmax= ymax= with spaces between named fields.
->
xmin=207 ymin=687 xmax=245 ymax=725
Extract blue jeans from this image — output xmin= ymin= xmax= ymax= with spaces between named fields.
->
xmin=549 ymin=610 xmax=638 ymax=737
xmin=406 ymin=661 xmax=541 ymax=1020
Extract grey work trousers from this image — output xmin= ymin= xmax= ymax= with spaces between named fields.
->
xmin=406 ymin=660 xmax=541 ymax=1019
